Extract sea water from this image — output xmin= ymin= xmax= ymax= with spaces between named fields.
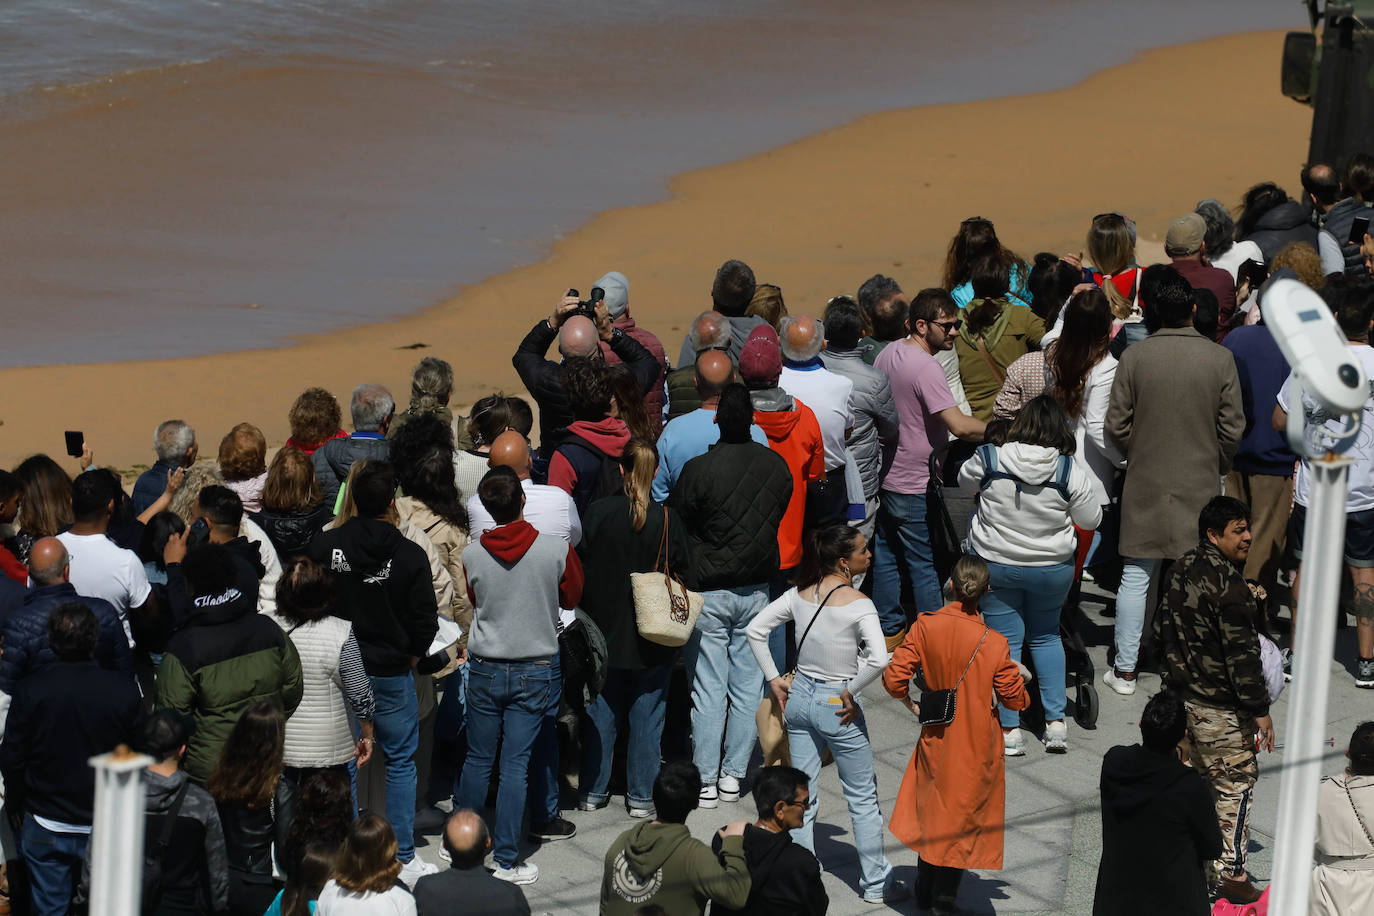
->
xmin=0 ymin=0 xmax=1300 ymax=366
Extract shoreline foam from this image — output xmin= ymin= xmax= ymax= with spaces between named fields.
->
xmin=0 ymin=30 xmax=1311 ymax=470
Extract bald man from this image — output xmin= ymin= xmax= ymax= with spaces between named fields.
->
xmin=665 ymin=311 xmax=732 ymax=421
xmin=466 ymin=430 xmax=581 ymax=547
xmin=0 ymin=537 xmax=133 ymax=699
xmin=514 ymin=290 xmax=661 ymax=457
xmin=653 ymin=350 xmax=768 ymax=502
xmin=413 ymin=810 xmax=531 ymax=915
xmin=778 ymin=315 xmax=856 ymax=532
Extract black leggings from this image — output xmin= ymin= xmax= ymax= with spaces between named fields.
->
xmin=916 ymin=857 xmax=965 ymax=912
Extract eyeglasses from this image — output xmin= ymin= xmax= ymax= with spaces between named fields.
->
xmin=785 ymin=795 xmax=813 ymax=809
xmin=934 ymin=319 xmax=962 ymax=334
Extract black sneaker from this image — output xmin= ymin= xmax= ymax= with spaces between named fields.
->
xmin=529 ymin=817 xmax=577 ymax=842
xmin=1356 ymin=657 xmax=1374 ymax=688
xmin=1281 ymin=647 xmax=1293 ymax=683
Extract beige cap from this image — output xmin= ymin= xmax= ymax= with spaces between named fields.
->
xmin=1165 ymin=213 xmax=1207 ymax=255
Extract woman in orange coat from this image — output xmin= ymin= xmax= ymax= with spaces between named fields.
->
xmin=883 ymin=555 xmax=1030 ymax=915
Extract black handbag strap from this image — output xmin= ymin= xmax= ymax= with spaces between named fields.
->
xmin=948 ymin=628 xmax=989 ymax=692
xmin=156 ymin=781 xmax=191 ymax=857
xmin=794 ymin=584 xmax=845 ymax=663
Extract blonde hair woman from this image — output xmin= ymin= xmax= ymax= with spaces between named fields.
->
xmin=883 ymin=555 xmax=1030 ymax=914
xmin=576 ymin=438 xmax=688 ymax=816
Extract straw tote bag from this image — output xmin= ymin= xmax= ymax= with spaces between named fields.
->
xmin=631 ymin=507 xmax=703 ymax=647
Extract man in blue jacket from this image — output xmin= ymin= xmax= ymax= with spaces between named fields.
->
xmin=0 ymin=537 xmax=133 ymax=699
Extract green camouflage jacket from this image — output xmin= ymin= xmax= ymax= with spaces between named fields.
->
xmin=1153 ymin=541 xmax=1269 ymax=718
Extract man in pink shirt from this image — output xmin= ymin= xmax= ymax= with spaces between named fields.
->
xmin=872 ymin=288 xmax=985 ymax=642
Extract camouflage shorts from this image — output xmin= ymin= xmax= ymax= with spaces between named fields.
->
xmin=1185 ymin=701 xmax=1258 ymax=879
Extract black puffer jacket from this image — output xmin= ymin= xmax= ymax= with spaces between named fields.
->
xmin=1321 ymin=197 xmax=1374 ymax=275
xmin=0 ymin=583 xmax=134 ymax=696
xmin=667 ymin=440 xmax=792 ymax=591
xmin=1243 ymin=200 xmax=1319 ymax=263
xmin=310 ymin=435 xmax=390 ymax=509
xmin=512 ymin=319 xmax=658 ymax=456
xmin=250 ymin=504 xmax=332 ymax=560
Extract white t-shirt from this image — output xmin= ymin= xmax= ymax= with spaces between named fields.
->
xmin=1278 ymin=344 xmax=1374 ymax=511
xmin=316 ymin=880 xmax=416 ymax=916
xmin=779 ymin=364 xmax=855 ymax=470
xmin=55 ymin=531 xmax=150 ymax=642
xmin=466 ymin=478 xmax=582 ymax=546
xmin=1211 ymin=239 xmax=1265 ymax=282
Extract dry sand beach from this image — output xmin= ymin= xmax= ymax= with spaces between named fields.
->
xmin=0 ymin=30 xmax=1309 ymax=470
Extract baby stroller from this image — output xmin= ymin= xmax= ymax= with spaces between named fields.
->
xmin=929 ymin=443 xmax=1099 ymax=730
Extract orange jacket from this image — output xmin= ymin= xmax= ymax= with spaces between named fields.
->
xmin=752 ymin=401 xmax=825 ymax=569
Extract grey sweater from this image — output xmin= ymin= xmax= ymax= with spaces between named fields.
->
xmin=462 ymin=522 xmax=583 ymax=660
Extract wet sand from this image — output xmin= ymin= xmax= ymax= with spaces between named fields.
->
xmin=0 ymin=30 xmax=1310 ymax=471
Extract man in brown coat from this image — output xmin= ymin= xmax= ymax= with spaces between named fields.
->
xmin=1103 ymin=266 xmax=1245 ymax=696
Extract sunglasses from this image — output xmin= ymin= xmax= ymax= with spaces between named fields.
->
xmin=785 ymin=795 xmax=814 ymax=809
xmin=934 ymin=318 xmax=962 ymax=333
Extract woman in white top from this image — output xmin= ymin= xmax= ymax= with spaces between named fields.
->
xmin=316 ymin=814 xmax=416 ymax=915
xmin=746 ymin=525 xmax=905 ymax=906
xmin=1311 ymin=721 xmax=1374 ymax=916
xmin=958 ymin=396 xmax=1101 ymax=756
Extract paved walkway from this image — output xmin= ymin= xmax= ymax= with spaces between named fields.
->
xmin=411 ymin=587 xmax=1366 ymax=914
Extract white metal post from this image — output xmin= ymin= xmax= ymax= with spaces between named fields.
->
xmin=1269 ymin=457 xmax=1350 ymax=916
xmin=88 ymin=747 xmax=152 ymax=916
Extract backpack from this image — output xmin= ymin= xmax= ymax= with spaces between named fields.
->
xmin=143 ymin=781 xmax=191 ymax=914
xmin=556 ymin=437 xmax=624 ymax=516
xmin=975 ymin=443 xmax=1072 ymax=500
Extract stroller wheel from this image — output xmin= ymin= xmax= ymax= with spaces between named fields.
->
xmin=1073 ymin=682 xmax=1099 ymax=730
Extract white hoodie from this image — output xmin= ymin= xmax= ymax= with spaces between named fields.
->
xmin=958 ymin=442 xmax=1103 ymax=566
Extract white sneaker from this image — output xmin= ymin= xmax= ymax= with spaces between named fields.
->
xmin=627 ymin=805 xmax=655 ymax=819
xmin=492 ymin=862 xmax=539 ymax=885
xmin=1103 ymin=668 xmax=1137 ymax=696
xmin=399 ymin=856 xmax=440 ymax=887
xmin=1003 ymin=728 xmax=1026 ymax=757
xmin=1043 ymin=720 xmax=1068 ymax=754
xmin=699 ymin=784 xmax=719 ymax=808
xmin=437 ymin=843 xmax=451 ymax=864
xmin=717 ymin=774 xmax=741 ymax=802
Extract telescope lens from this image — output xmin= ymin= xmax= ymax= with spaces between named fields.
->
xmin=1339 ymin=363 xmax=1360 ymax=388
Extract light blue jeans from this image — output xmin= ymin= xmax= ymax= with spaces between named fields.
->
xmin=1114 ymin=558 xmax=1161 ymax=674
xmin=580 ymin=665 xmax=672 ymax=810
xmin=784 ymin=673 xmax=893 ymax=898
xmin=682 ymin=584 xmax=769 ymax=785
xmin=369 ymin=672 xmax=420 ymax=862
xmin=980 ymin=560 xmax=1074 ymax=728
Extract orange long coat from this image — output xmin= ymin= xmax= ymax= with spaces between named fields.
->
xmin=882 ymin=603 xmax=1029 ymax=869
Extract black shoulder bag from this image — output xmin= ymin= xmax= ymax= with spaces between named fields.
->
xmin=917 ymin=628 xmax=988 ymax=727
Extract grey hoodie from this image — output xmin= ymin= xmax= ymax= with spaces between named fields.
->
xmin=600 ymin=821 xmax=750 ymax=916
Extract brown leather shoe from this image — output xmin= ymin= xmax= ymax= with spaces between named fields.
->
xmin=884 ymin=627 xmax=908 ymax=654
xmin=1215 ymin=872 xmax=1262 ymax=904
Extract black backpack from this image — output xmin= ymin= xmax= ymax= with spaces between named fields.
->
xmin=143 ymin=781 xmax=190 ymax=914
xmin=556 ymin=437 xmax=624 ymax=516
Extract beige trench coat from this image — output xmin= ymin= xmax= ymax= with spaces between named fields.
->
xmin=1312 ymin=773 xmax=1374 ymax=916
xmin=1105 ymin=327 xmax=1244 ymax=559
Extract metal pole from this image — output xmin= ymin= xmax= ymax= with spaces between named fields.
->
xmin=1269 ymin=456 xmax=1350 ymax=915
xmin=88 ymin=746 xmax=152 ymax=916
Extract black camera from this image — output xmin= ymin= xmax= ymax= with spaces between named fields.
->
xmin=566 ymin=287 xmax=605 ymax=319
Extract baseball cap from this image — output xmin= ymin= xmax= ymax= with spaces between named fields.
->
xmin=593 ymin=271 xmax=629 ymax=318
xmin=1165 ymin=213 xmax=1207 ymax=256
xmin=738 ymin=324 xmax=782 ymax=384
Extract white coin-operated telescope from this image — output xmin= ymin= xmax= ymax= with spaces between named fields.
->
xmin=1265 ymin=278 xmax=1369 ymax=915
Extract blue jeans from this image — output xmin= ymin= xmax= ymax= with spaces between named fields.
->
xmin=784 ymin=674 xmax=893 ymax=898
xmin=1114 ymin=558 xmax=1160 ymax=674
xmin=21 ymin=814 xmax=88 ymax=916
xmin=526 ymin=652 xmax=563 ymax=825
xmin=980 ymin=560 xmax=1074 ymax=728
xmin=436 ymin=665 xmax=468 ymax=744
xmin=580 ymin=665 xmax=672 ymax=810
xmin=457 ymin=655 xmax=557 ymax=867
xmin=871 ymin=490 xmax=944 ymax=636
xmin=682 ymin=584 xmax=768 ymax=785
xmin=370 ymin=672 xmax=420 ymax=862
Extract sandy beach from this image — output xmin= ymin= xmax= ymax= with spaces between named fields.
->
xmin=0 ymin=30 xmax=1310 ymax=472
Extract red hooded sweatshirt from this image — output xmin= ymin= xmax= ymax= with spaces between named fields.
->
xmin=547 ymin=417 xmax=633 ymax=496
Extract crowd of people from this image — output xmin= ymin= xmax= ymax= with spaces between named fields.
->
xmin=2 ymin=161 xmax=1374 ymax=916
